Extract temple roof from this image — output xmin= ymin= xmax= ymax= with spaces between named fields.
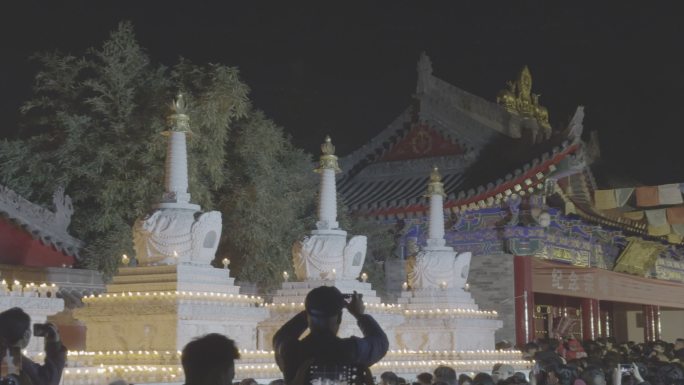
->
xmin=0 ymin=184 xmax=83 ymax=258
xmin=339 ymin=53 xmax=581 ymax=217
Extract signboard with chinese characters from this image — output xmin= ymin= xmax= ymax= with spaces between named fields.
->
xmin=531 ymin=257 xmax=684 ymax=308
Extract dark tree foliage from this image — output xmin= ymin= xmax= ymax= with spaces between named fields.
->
xmin=0 ymin=22 xmax=315 ymax=287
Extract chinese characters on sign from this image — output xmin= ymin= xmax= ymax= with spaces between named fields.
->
xmin=550 ymin=268 xmax=594 ymax=294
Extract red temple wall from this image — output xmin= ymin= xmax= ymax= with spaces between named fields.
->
xmin=0 ymin=219 xmax=75 ymax=267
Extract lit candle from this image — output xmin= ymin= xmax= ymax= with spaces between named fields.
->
xmin=12 ymin=280 xmax=22 ymax=295
xmin=464 ymin=283 xmax=470 ymax=291
xmin=282 ymin=271 xmax=289 ymax=282
xmin=121 ymin=254 xmax=130 ymax=266
xmin=49 ymin=283 xmax=58 ymax=298
xmin=331 ymin=268 xmax=336 ymax=280
xmin=360 ymin=272 xmax=368 ymax=283
xmin=38 ymin=283 xmax=48 ymax=297
xmin=222 ymin=258 xmax=230 ymax=269
xmin=402 ymin=282 xmax=408 ymax=291
xmin=0 ymin=279 xmax=7 ymax=295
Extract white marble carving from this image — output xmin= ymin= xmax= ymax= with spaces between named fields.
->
xmin=293 ymin=136 xmax=367 ymax=280
xmin=133 ymin=93 xmax=222 ymax=266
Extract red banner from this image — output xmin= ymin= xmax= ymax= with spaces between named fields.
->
xmin=531 ymin=258 xmax=684 ymax=308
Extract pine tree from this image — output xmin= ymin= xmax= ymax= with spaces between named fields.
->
xmin=218 ymin=111 xmax=316 ymax=289
xmin=0 ymin=22 xmax=314 ymax=286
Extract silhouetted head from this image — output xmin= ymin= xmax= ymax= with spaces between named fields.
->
xmin=459 ymin=374 xmax=473 ymax=385
xmin=305 ymin=286 xmax=346 ymax=335
xmin=434 ymin=366 xmax=458 ymax=385
xmin=473 ymin=373 xmax=495 ymax=385
xmin=0 ymin=307 xmax=31 ymax=348
xmin=240 ymin=378 xmax=258 ymax=385
xmin=181 ymin=333 xmax=240 ymax=385
xmin=417 ymin=372 xmax=433 ymax=385
xmin=381 ymin=371 xmax=399 ymax=385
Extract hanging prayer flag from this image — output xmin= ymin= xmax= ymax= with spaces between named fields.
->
xmin=658 ymin=184 xmax=684 ymax=205
xmin=594 ymin=189 xmax=618 ymax=209
xmin=666 ymin=206 xmax=684 ymax=224
xmin=673 ymin=223 xmax=684 ymax=236
xmin=646 ymin=209 xmax=668 ymax=226
xmin=648 ymin=224 xmax=671 ymax=236
xmin=636 ymin=186 xmax=659 ymax=207
xmin=623 ymin=211 xmax=644 ymax=220
xmin=615 ymin=188 xmax=635 ymax=207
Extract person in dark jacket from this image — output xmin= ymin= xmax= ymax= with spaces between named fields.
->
xmin=273 ymin=286 xmax=389 ymax=384
xmin=0 ymin=307 xmax=67 ymax=385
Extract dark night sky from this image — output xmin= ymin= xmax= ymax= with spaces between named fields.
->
xmin=2 ymin=2 xmax=683 ymax=183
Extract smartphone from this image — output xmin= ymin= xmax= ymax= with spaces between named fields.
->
xmin=619 ymin=364 xmax=632 ymax=374
xmin=33 ymin=323 xmax=50 ymax=338
xmin=342 ymin=293 xmax=353 ymax=303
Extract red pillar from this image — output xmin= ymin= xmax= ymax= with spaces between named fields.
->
xmin=643 ymin=305 xmax=660 ymax=342
xmin=514 ymin=255 xmax=535 ymax=346
xmin=581 ymin=298 xmax=600 ymax=341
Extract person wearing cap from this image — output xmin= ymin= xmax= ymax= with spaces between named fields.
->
xmin=273 ymin=286 xmax=389 ymax=384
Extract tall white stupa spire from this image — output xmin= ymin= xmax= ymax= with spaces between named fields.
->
xmin=406 ymin=167 xmax=471 ymax=290
xmin=133 ymin=92 xmax=221 ymax=266
xmin=315 ymin=135 xmax=342 ymax=230
xmin=426 ymin=166 xmax=446 ymax=245
xmin=162 ymin=92 xmax=192 ymax=206
xmin=292 ymin=135 xmax=367 ymax=280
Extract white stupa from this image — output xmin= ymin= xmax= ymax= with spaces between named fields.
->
xmin=258 ymin=136 xmax=404 ymax=349
xmin=132 ymin=93 xmax=221 ymax=267
xmin=396 ymin=167 xmax=502 ymax=350
xmin=75 ymin=93 xmax=268 ymax=352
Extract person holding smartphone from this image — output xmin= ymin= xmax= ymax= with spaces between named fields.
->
xmin=612 ymin=363 xmax=648 ymax=385
xmin=273 ymin=286 xmax=389 ymax=384
xmin=0 ymin=307 xmax=67 ymax=385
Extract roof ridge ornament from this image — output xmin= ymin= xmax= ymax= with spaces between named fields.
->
xmin=496 ymin=66 xmax=551 ymax=137
xmin=416 ymin=52 xmax=433 ymax=95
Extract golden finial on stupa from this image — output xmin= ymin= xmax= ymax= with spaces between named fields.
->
xmin=172 ymin=92 xmax=187 ymax=114
xmin=167 ymin=91 xmax=191 ymax=133
xmin=315 ymin=135 xmax=341 ymax=173
xmin=321 ymin=135 xmax=335 ymax=156
xmin=425 ymin=166 xmax=446 ymax=197
xmin=430 ymin=166 xmax=442 ymax=183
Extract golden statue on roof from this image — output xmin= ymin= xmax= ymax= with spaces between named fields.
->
xmin=497 ymin=66 xmax=551 ymax=134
